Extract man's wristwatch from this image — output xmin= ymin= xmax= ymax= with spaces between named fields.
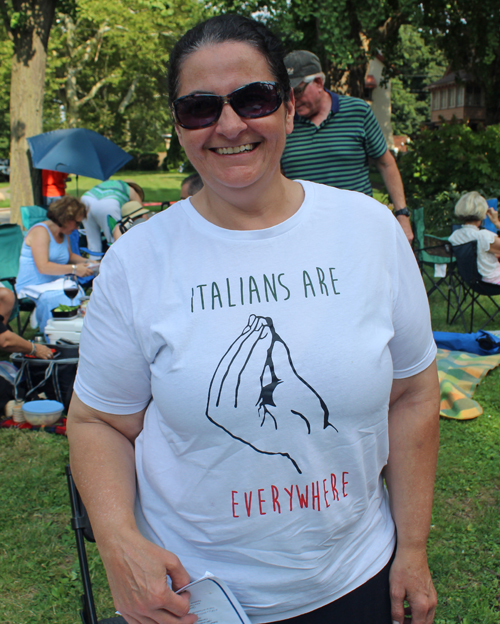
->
xmin=394 ymin=208 xmax=411 ymax=218
xmin=72 ymin=264 xmax=76 ymax=274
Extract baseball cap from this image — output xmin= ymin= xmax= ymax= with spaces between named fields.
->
xmin=121 ymin=201 xmax=150 ymax=220
xmin=284 ymin=51 xmax=322 ymax=89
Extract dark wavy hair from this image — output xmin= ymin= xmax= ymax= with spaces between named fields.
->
xmin=168 ymin=14 xmax=291 ymax=105
xmin=46 ymin=195 xmax=87 ymax=227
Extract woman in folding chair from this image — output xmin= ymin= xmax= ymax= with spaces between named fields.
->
xmin=67 ymin=15 xmax=440 ymax=624
xmin=448 ymin=191 xmax=500 ymax=284
xmin=16 ymin=196 xmax=94 ymax=334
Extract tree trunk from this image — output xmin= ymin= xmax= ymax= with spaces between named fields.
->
xmin=7 ymin=0 xmax=56 ymax=225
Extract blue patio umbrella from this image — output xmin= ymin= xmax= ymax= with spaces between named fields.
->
xmin=27 ymin=128 xmax=132 ymax=181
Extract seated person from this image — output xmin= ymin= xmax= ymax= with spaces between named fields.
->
xmin=180 ymin=172 xmax=203 ymax=200
xmin=82 ymin=180 xmax=144 ymax=252
xmin=0 ymin=286 xmax=53 ymax=358
xmin=449 ymin=191 xmax=500 ymax=284
xmin=16 ymin=196 xmax=94 ymax=333
xmin=112 ymin=201 xmax=152 ymax=240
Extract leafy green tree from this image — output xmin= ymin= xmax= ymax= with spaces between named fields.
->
xmin=0 ymin=23 xmax=12 ymax=159
xmin=0 ymin=0 xmax=59 ymax=221
xmin=216 ymin=0 xmax=420 ymax=97
xmin=43 ymin=0 xmax=205 ymax=153
xmin=421 ymin=0 xmax=500 ymax=124
xmin=399 ymin=122 xmax=500 ymax=233
xmin=387 ymin=25 xmax=446 ymax=136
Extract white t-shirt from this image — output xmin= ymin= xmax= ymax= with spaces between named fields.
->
xmin=449 ymin=224 xmax=500 ymax=284
xmin=74 ymin=181 xmax=436 ymax=623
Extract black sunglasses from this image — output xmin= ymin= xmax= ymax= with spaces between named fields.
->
xmin=172 ymin=81 xmax=284 ymax=130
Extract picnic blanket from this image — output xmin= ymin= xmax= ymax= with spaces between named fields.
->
xmin=437 ymin=331 xmax=500 ymax=419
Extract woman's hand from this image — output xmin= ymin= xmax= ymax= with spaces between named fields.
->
xmin=74 ymin=263 xmax=94 ymax=277
xmin=34 ymin=344 xmax=54 ymax=359
xmin=98 ymin=529 xmax=197 ymax=624
xmin=389 ymin=546 xmax=437 ymax=624
xmin=486 ymin=207 xmax=500 ymax=228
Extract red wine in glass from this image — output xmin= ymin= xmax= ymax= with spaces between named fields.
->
xmin=63 ymin=276 xmax=79 ymax=301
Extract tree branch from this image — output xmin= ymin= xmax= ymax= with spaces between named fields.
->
xmin=77 ymin=74 xmax=115 ymax=107
xmin=118 ymin=76 xmax=139 ymax=114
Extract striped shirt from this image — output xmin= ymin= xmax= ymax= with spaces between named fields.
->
xmin=281 ymin=91 xmax=387 ymax=196
xmin=83 ymin=180 xmax=130 ymax=207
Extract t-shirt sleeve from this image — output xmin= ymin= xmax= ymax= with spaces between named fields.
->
xmin=363 ymin=105 xmax=388 ymax=160
xmin=478 ymin=229 xmax=496 ymax=252
xmin=389 ymin=224 xmax=437 ymax=378
xmin=73 ymin=248 xmax=152 ymax=414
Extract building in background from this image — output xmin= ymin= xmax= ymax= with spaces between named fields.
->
xmin=427 ymin=70 xmax=486 ymax=128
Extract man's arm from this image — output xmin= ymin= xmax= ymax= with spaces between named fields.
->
xmin=384 ymin=361 xmax=440 ymax=624
xmin=372 ymin=150 xmax=413 ymax=244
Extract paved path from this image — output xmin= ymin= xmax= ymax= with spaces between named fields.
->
xmin=0 ymin=207 xmax=10 ymax=224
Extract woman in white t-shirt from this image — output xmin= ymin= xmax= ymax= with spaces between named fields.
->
xmin=448 ymin=192 xmax=500 ymax=284
xmin=67 ymin=15 xmax=440 ymax=624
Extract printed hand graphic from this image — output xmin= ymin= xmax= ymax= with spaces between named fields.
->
xmin=206 ymin=315 xmax=336 ymax=473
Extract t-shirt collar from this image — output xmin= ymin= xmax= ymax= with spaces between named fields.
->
xmin=294 ymin=89 xmax=339 ymax=121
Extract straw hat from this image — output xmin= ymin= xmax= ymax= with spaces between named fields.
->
xmin=121 ymin=201 xmax=150 ymax=220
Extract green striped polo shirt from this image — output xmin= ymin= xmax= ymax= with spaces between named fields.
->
xmin=83 ymin=180 xmax=130 ymax=207
xmin=281 ymin=91 xmax=387 ymax=196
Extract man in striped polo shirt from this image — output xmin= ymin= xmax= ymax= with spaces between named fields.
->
xmin=281 ymin=51 xmax=413 ymax=243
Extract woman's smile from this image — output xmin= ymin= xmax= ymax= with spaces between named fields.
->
xmin=175 ymin=41 xmax=294 ymax=201
xmin=211 ymin=142 xmax=259 ymax=155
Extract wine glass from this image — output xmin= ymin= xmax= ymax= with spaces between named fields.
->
xmin=63 ymin=274 xmax=79 ymax=302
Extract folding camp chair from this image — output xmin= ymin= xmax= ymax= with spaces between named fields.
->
xmin=0 ymin=223 xmax=36 ymax=335
xmin=20 ymin=205 xmax=47 ymax=231
xmin=449 ymin=241 xmax=500 ymax=332
xmin=66 ymin=464 xmax=127 ymax=624
xmin=412 ymin=207 xmax=459 ymax=315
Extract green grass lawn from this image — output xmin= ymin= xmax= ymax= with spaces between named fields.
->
xmin=1 ymin=224 xmax=500 ymax=622
xmin=0 ymin=172 xmax=186 ymax=212
xmin=0 ymin=179 xmax=9 ymax=208
xmin=65 ymin=170 xmax=186 ymax=205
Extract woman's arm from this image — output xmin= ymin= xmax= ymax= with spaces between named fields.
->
xmin=113 ymin=223 xmax=123 ymax=242
xmin=486 ymin=209 xmax=500 ymax=256
xmin=384 ymin=361 xmax=440 ymax=624
xmin=28 ymin=227 xmax=93 ymax=277
xmin=67 ymin=394 xmax=197 ymax=624
xmin=488 ymin=237 xmax=500 ymax=257
xmin=0 ymin=328 xmax=53 ymax=358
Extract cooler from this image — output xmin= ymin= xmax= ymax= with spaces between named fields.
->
xmin=45 ymin=316 xmax=84 ymax=344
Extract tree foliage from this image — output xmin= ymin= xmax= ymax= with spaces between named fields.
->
xmin=399 ymin=122 xmax=500 ymax=234
xmin=0 ymin=23 xmax=12 ymax=158
xmin=215 ymin=0 xmax=420 ymax=97
xmin=387 ymin=25 xmax=446 ymax=136
xmin=421 ymin=0 xmax=500 ymax=124
xmin=43 ymin=0 xmax=206 ymax=152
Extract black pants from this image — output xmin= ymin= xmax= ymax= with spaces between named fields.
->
xmin=268 ymin=555 xmax=393 ymax=624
